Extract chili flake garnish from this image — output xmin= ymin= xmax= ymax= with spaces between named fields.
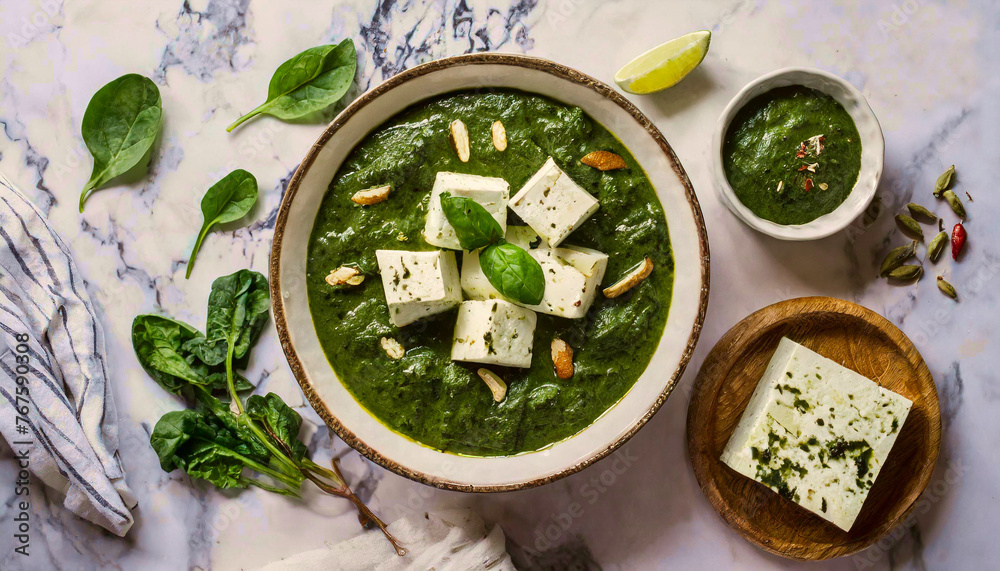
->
xmin=806 ymin=134 xmax=826 ymax=155
xmin=795 ymin=142 xmax=807 ymax=158
xmin=804 ymin=178 xmax=814 ymax=192
xmin=797 ymin=162 xmax=819 ymax=172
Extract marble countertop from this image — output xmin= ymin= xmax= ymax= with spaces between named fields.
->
xmin=1 ymin=0 xmax=997 ymax=569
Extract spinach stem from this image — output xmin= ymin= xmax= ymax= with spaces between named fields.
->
xmin=243 ymin=476 xmax=300 ymax=497
xmin=224 ymin=341 xmax=301 ymax=478
xmin=225 ymin=102 xmax=269 ymax=132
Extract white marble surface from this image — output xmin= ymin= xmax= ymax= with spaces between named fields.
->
xmin=1 ymin=0 xmax=998 ymax=569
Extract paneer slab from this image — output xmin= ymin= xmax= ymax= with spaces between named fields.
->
xmin=509 ymin=157 xmax=599 ymax=246
xmin=720 ymin=337 xmax=913 ymax=531
xmin=451 ymin=300 xmax=537 ymax=368
xmin=423 ymin=171 xmax=509 ymax=250
xmin=375 ymin=249 xmax=461 ymax=327
xmin=462 ymin=227 xmax=608 ymax=319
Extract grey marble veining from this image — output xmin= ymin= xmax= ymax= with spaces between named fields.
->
xmin=0 ymin=0 xmax=998 ymax=569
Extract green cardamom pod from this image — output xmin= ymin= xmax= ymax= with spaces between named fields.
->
xmin=906 ymin=203 xmax=937 ymax=222
xmin=895 ymin=214 xmax=924 ymax=240
xmin=888 ymin=265 xmax=922 ymax=281
xmin=879 ymin=240 xmax=917 ymax=277
xmin=927 ymin=231 xmax=948 ymax=263
xmin=937 ymin=276 xmax=958 ymax=299
xmin=942 ymin=189 xmax=966 ymax=219
xmin=933 ymin=165 xmax=955 ymax=198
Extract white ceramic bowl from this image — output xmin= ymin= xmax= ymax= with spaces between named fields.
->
xmin=712 ymin=67 xmax=884 ymax=240
xmin=270 ymin=53 xmax=709 ymax=491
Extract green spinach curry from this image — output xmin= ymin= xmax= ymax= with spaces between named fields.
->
xmin=306 ymin=89 xmax=673 ymax=456
xmin=723 ymin=86 xmax=862 ymax=225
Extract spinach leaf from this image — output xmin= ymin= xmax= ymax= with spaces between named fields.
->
xmin=79 ymin=74 xmax=162 ymax=212
xmin=246 ymin=393 xmax=309 ymax=461
xmin=439 ymin=193 xmax=504 ymax=250
xmin=132 ymin=315 xmax=253 ymax=397
xmin=132 ymin=315 xmax=212 ymax=395
xmin=227 ymin=40 xmax=357 ymax=132
xmin=200 ymin=270 xmax=271 ymax=363
xmin=479 ymin=241 xmax=545 ymax=305
xmin=151 ymin=409 xmax=280 ymax=489
xmin=186 ymin=170 xmax=258 ymax=279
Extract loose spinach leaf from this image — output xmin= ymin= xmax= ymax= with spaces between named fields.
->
xmin=246 ymin=393 xmax=309 ymax=461
xmin=151 ymin=408 xmax=270 ymax=489
xmin=132 ymin=315 xmax=212 ymax=395
xmin=132 ymin=315 xmax=253 ymax=397
xmin=479 ymin=241 xmax=545 ymax=305
xmin=196 ymin=270 xmax=271 ymax=364
xmin=79 ymin=74 xmax=162 ymax=212
xmin=227 ymin=40 xmax=357 ymax=132
xmin=187 ymin=170 xmax=258 ymax=279
xmin=439 ymin=192 xmax=504 ymax=250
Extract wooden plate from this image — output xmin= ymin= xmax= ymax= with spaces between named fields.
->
xmin=687 ymin=297 xmax=941 ymax=560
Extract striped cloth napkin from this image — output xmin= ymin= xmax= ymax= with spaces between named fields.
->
xmin=0 ymin=172 xmax=136 ymax=536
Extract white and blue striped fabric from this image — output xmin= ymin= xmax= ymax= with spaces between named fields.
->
xmin=0 ymin=172 xmax=135 ymax=536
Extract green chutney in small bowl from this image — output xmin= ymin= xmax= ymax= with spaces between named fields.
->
xmin=712 ymin=68 xmax=883 ymax=240
xmin=723 ymin=86 xmax=862 ymax=226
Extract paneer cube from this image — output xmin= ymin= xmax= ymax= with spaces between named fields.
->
xmin=721 ymin=337 xmax=913 ymax=531
xmin=423 ymin=171 xmax=510 ymax=250
xmin=451 ymin=300 xmax=537 ymax=368
xmin=375 ymin=249 xmax=461 ymax=327
xmin=509 ymin=157 xmax=599 ymax=247
xmin=461 ymin=226 xmax=608 ymax=319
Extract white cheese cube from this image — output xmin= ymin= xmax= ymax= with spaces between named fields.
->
xmin=509 ymin=157 xmax=599 ymax=247
xmin=461 ymin=226 xmax=608 ymax=319
xmin=375 ymin=249 xmax=461 ymax=327
xmin=423 ymin=171 xmax=509 ymax=250
xmin=451 ymin=300 xmax=537 ymax=368
xmin=720 ymin=337 xmax=912 ymax=531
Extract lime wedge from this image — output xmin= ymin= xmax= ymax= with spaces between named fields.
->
xmin=614 ymin=31 xmax=711 ymax=95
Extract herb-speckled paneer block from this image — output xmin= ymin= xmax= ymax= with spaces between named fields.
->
xmin=721 ymin=337 xmax=912 ymax=531
xmin=510 ymin=157 xmax=599 ymax=247
xmin=375 ymin=249 xmax=461 ymax=327
xmin=451 ymin=300 xmax=537 ymax=368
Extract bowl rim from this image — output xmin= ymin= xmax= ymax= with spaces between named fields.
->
xmin=711 ymin=67 xmax=885 ymax=241
xmin=269 ymin=52 xmax=710 ymax=492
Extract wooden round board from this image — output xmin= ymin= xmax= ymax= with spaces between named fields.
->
xmin=687 ymin=297 xmax=941 ymax=560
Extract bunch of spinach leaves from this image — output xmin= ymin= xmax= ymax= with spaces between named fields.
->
xmin=440 ymin=193 xmax=545 ymax=305
xmin=134 ymin=269 xmax=404 ymax=554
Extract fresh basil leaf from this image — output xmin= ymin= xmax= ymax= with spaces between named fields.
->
xmin=187 ymin=170 xmax=258 ymax=279
xmin=79 ymin=74 xmax=162 ymax=212
xmin=246 ymin=393 xmax=309 ymax=461
xmin=227 ymin=40 xmax=357 ymax=132
xmin=479 ymin=241 xmax=545 ymax=305
xmin=200 ymin=270 xmax=271 ymax=362
xmin=440 ymin=192 xmax=504 ymax=250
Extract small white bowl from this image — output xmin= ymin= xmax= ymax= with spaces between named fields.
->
xmin=712 ymin=68 xmax=884 ymax=240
